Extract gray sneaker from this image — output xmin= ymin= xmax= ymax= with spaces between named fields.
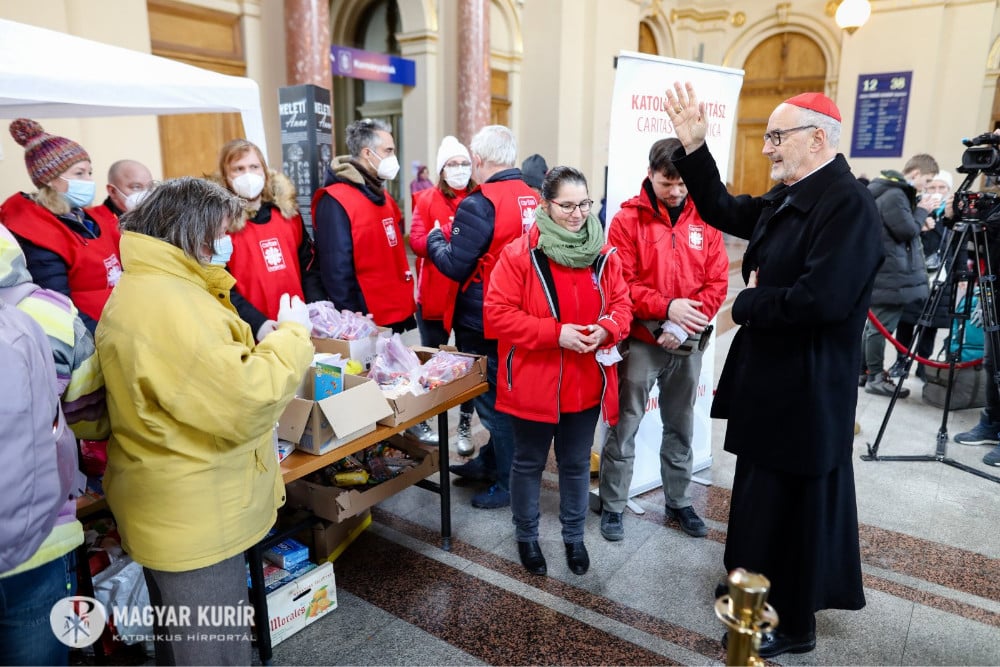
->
xmin=600 ymin=510 xmax=624 ymax=541
xmin=864 ymin=372 xmax=910 ymax=398
xmin=984 ymin=444 xmax=1000 ymax=467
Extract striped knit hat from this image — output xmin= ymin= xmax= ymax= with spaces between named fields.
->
xmin=9 ymin=119 xmax=90 ymax=189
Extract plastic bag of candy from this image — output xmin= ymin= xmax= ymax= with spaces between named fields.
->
xmin=419 ymin=351 xmax=475 ymax=390
xmin=369 ymin=334 xmax=425 ymax=395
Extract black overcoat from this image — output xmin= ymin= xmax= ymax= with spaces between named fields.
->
xmin=674 ymin=145 xmax=883 ymax=476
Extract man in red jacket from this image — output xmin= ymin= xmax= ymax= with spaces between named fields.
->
xmin=598 ymin=137 xmax=728 ymax=542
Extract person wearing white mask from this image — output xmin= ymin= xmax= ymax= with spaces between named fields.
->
xmin=409 ymin=135 xmax=478 ymax=452
xmin=1 ymin=118 xmax=123 ymax=334
xmin=91 ymin=159 xmax=155 ymax=222
xmin=312 ymin=118 xmax=416 ymax=334
xmin=216 ymin=139 xmax=327 ymax=342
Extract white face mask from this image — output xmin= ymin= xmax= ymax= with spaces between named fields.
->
xmin=443 ymin=166 xmax=472 ymax=190
xmin=124 ymin=190 xmax=150 ymax=211
xmin=369 ymin=151 xmax=400 ymax=181
xmin=231 ymin=172 xmax=265 ymax=200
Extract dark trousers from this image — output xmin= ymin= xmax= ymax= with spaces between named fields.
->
xmin=510 ymin=407 xmax=600 ymax=544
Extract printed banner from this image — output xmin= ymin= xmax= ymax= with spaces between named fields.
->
xmin=605 ymin=52 xmax=744 ymax=494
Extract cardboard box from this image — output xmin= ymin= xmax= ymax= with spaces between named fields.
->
xmin=285 ymin=438 xmax=439 ymax=523
xmin=264 ymin=561 xmax=336 ymax=647
xmin=376 ymin=348 xmax=487 ymax=427
xmin=311 ymin=509 xmax=372 ymax=563
xmin=278 ymin=372 xmax=392 ymax=456
xmin=312 ymin=327 xmax=390 ymax=370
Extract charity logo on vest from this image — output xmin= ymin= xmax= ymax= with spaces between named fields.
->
xmin=518 ymin=196 xmax=538 ymax=234
xmin=260 ymin=237 xmax=287 ymax=272
xmin=103 ymin=254 xmax=123 ymax=287
xmin=381 ymin=217 xmax=398 ymax=246
xmin=49 ymin=596 xmax=107 ymax=648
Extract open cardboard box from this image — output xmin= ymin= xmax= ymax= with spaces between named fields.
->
xmin=263 ymin=560 xmax=336 ymax=647
xmin=311 ymin=326 xmax=390 ymax=370
xmin=376 ymin=347 xmax=487 ymax=427
xmin=278 ymin=371 xmax=392 ymax=456
xmin=284 ymin=437 xmax=439 ymax=523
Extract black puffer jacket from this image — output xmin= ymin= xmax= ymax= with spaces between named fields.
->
xmin=868 ymin=173 xmax=931 ymax=307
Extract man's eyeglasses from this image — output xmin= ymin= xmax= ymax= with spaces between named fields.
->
xmin=762 ymin=125 xmax=816 ymax=146
xmin=551 ymin=199 xmax=593 ymax=214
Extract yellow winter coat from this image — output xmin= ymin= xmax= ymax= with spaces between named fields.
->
xmin=96 ymin=232 xmax=313 ymax=572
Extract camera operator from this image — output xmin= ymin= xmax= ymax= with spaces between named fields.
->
xmin=889 ymin=171 xmax=956 ymax=381
xmin=954 ymin=136 xmax=1000 ymax=467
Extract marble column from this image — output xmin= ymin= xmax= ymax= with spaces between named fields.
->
xmin=457 ymin=0 xmax=490 ymax=146
xmin=284 ymin=0 xmax=332 ymax=89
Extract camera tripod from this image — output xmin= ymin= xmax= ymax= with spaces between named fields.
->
xmin=862 ymin=215 xmax=1000 ymax=485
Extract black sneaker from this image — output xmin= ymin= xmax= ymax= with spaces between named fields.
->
xmin=665 ymin=505 xmax=708 ymax=537
xmin=600 ymin=510 xmax=624 ymax=541
xmin=449 ymin=456 xmax=496 ymax=481
xmin=887 ymin=359 xmax=909 ymax=379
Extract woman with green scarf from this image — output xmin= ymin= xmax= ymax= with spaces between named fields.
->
xmin=484 ymin=166 xmax=632 ymax=577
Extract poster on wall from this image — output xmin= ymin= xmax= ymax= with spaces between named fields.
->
xmin=604 ymin=51 xmax=744 ymax=497
xmin=278 ymin=84 xmax=333 ymax=239
xmin=850 ymin=71 xmax=912 ymax=158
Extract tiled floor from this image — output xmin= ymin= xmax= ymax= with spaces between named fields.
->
xmin=268 ymin=242 xmax=1000 ymax=666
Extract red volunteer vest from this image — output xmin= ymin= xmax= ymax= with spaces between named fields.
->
xmin=443 ymin=179 xmax=538 ymax=336
xmin=1 ymin=193 xmax=122 ymax=322
xmin=227 ymin=207 xmax=306 ymax=320
xmin=312 ymin=183 xmax=415 ymax=326
xmin=413 ymin=187 xmax=463 ymax=321
xmin=85 ymin=203 xmax=121 ymax=236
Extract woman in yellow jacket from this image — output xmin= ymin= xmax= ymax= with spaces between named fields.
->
xmin=96 ymin=177 xmax=314 ymax=666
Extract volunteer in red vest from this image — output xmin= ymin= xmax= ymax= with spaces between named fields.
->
xmin=1 ymin=118 xmax=122 ymax=334
xmin=87 ymin=159 xmax=155 ymax=232
xmin=312 ymin=118 xmax=416 ymax=334
xmin=425 ymin=124 xmax=540 ymax=510
xmin=409 ymin=135 xmax=478 ymax=455
xmin=217 ymin=139 xmax=326 ymax=341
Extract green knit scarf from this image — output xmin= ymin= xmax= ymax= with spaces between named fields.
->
xmin=534 ymin=205 xmax=604 ymax=268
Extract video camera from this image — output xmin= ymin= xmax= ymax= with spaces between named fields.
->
xmin=951 ymin=133 xmax=1000 ymax=227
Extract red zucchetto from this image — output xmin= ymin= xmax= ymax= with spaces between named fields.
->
xmin=782 ymin=92 xmax=842 ymax=122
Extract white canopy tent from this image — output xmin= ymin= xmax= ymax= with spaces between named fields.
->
xmin=0 ymin=18 xmax=267 ymax=148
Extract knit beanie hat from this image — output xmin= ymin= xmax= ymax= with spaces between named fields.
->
xmin=521 ymin=154 xmax=548 ymax=190
xmin=932 ymin=170 xmax=954 ymax=190
xmin=9 ymin=118 xmax=91 ymax=189
xmin=435 ymin=136 xmax=471 ymax=175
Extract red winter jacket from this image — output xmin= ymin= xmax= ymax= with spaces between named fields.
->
xmin=485 ymin=227 xmax=632 ymax=425
xmin=607 ymin=182 xmax=729 ymax=345
xmin=409 ymin=186 xmax=468 ymax=321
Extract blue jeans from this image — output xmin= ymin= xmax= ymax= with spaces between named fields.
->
xmin=0 ymin=554 xmax=74 ymax=666
xmin=511 ymin=407 xmax=600 ymax=543
xmin=454 ymin=326 xmax=513 ymax=492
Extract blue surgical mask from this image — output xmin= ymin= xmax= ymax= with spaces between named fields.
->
xmin=209 ymin=234 xmax=233 ymax=266
xmin=59 ymin=177 xmax=96 ymax=208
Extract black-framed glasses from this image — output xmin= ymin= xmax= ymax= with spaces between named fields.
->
xmin=762 ymin=125 xmax=817 ymax=146
xmin=551 ymin=199 xmax=593 ymax=214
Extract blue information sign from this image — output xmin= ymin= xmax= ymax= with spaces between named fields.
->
xmin=850 ymin=71 xmax=912 ymax=158
xmin=330 ymin=45 xmax=416 ymax=87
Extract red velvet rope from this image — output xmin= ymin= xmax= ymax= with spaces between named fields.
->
xmin=867 ymin=309 xmax=983 ymax=369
